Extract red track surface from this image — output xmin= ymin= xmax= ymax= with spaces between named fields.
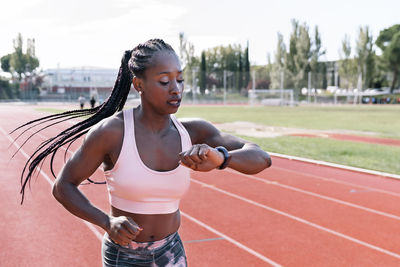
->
xmin=1 ymin=104 xmax=400 ymax=266
xmin=289 ymin=133 xmax=400 ymax=147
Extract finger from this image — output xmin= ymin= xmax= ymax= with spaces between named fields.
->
xmin=126 ymin=217 xmax=143 ymax=231
xmin=179 ymin=160 xmax=190 ymax=168
xmin=198 ymin=145 xmax=209 ymax=160
xmin=119 ymin=228 xmax=136 ymax=241
xmin=189 ymin=146 xmax=202 ymax=164
xmin=124 ymin=218 xmax=143 ymax=235
xmin=111 ymin=232 xmax=132 ymax=246
xmin=181 ymin=152 xmax=196 ymax=168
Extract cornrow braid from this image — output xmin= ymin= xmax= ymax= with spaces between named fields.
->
xmin=13 ymin=39 xmax=176 ymax=204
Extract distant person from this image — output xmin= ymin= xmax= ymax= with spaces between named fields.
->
xmin=78 ymin=95 xmax=85 ymax=109
xmin=90 ymin=96 xmax=96 ymax=108
xmin=14 ymin=39 xmax=272 ymax=267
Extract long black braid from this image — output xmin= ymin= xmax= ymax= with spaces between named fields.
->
xmin=13 ymin=39 xmax=175 ymax=204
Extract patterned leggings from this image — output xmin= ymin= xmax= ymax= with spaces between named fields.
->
xmin=102 ymin=232 xmax=187 ymax=267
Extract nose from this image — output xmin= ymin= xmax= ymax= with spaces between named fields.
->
xmin=170 ymin=80 xmax=182 ymax=95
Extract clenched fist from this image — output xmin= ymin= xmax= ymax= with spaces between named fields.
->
xmin=178 ymin=144 xmax=224 ymax=171
xmin=106 ymin=216 xmax=143 ymax=246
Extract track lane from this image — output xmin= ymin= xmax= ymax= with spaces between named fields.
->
xmin=3 ymin=104 xmax=400 ymax=266
xmin=0 ymin=128 xmax=102 ymax=267
xmin=1 ymin=106 xmax=274 ymax=266
xmin=269 ymin=157 xmax=400 ymax=194
xmin=181 ymin=181 xmax=400 ymax=266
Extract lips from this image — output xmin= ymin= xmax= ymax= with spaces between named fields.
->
xmin=167 ymin=98 xmax=181 ymax=107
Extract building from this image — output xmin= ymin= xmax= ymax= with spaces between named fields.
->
xmin=41 ymin=66 xmax=119 ymax=100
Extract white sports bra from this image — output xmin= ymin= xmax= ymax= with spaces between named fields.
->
xmin=103 ymin=108 xmax=192 ymax=214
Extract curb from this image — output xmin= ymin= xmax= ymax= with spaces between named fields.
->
xmin=269 ymin=152 xmax=400 ymax=180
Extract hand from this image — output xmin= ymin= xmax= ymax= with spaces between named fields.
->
xmin=179 ymin=144 xmax=224 ymax=172
xmin=106 ymin=216 xmax=143 ymax=246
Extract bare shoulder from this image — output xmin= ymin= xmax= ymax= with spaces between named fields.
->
xmin=84 ymin=111 xmax=124 ymax=147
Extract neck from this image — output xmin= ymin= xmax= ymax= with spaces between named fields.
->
xmin=134 ymin=105 xmax=172 ymax=134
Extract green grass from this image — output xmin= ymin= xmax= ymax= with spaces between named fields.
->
xmin=240 ymin=135 xmax=400 ymax=175
xmin=176 ymin=105 xmax=400 ymax=138
xmin=36 ymin=104 xmax=400 ymax=174
xmin=176 ymin=105 xmax=400 ymax=174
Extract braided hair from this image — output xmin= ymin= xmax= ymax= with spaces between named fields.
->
xmin=13 ymin=39 xmax=175 ymax=204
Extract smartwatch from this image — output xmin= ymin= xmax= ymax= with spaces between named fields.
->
xmin=215 ymin=146 xmax=232 ymax=170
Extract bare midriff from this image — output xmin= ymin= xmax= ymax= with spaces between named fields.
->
xmin=111 ymin=206 xmax=180 ymax=242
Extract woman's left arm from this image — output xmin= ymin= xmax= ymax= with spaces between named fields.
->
xmin=180 ymin=119 xmax=271 ymax=174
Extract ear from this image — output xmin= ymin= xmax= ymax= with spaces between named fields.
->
xmin=132 ymin=76 xmax=142 ymax=93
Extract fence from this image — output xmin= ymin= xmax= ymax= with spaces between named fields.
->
xmin=5 ymin=69 xmax=400 ymax=105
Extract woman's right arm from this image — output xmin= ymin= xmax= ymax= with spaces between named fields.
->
xmin=52 ymin=116 xmax=141 ymax=245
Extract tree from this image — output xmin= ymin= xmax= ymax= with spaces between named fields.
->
xmin=244 ymin=42 xmax=250 ymax=88
xmin=310 ymin=26 xmax=326 ymax=89
xmin=204 ymin=44 xmax=242 ymax=89
xmin=11 ymin=33 xmax=27 ymax=80
xmin=355 ymin=26 xmax=375 ymax=89
xmin=178 ymin=32 xmax=198 ymax=70
xmin=178 ymin=32 xmax=199 ymax=89
xmin=1 ymin=54 xmax=11 ymax=73
xmin=237 ymin=50 xmax=243 ymax=91
xmin=286 ymin=19 xmax=312 ymax=90
xmin=25 ymin=38 xmax=39 ymax=73
xmin=376 ymin=24 xmax=400 ymax=92
xmin=384 ymin=32 xmax=400 ymax=90
xmin=338 ymin=35 xmax=357 ymax=89
xmin=200 ymin=51 xmax=206 ymax=94
xmin=271 ymin=32 xmax=287 ymax=89
xmin=1 ymin=33 xmax=40 ymax=81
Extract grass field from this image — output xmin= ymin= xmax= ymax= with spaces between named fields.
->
xmin=176 ymin=105 xmax=400 ymax=138
xmin=36 ymin=104 xmax=400 ymax=175
xmin=242 ymin=135 xmax=400 ymax=175
xmin=176 ymin=105 xmax=400 ymax=175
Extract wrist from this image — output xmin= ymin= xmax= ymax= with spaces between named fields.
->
xmin=215 ymin=146 xmax=232 ymax=170
xmin=102 ymin=214 xmax=112 ymax=233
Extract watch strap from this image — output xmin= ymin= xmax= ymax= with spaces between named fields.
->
xmin=215 ymin=146 xmax=232 ymax=170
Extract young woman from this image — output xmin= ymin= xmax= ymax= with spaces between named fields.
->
xmin=17 ymin=39 xmax=271 ymax=267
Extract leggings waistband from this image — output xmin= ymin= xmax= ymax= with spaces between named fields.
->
xmin=105 ymin=232 xmax=178 ymax=251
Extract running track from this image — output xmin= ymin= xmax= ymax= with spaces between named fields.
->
xmin=1 ymin=104 xmax=400 ymax=266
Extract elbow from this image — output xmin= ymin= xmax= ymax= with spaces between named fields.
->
xmin=52 ymin=182 xmax=61 ymax=201
xmin=265 ymin=153 xmax=272 ymax=168
xmin=52 ymin=180 xmax=66 ymax=203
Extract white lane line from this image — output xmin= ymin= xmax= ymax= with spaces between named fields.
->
xmin=32 ymin=132 xmax=282 ymax=265
xmin=190 ymin=178 xmax=400 ymax=260
xmin=12 ymin=128 xmax=281 ymax=264
xmin=223 ymin=169 xmax=400 ymax=221
xmin=30 ymin=130 xmax=400 ymax=200
xmin=24 ymin=119 xmax=400 ymax=197
xmin=0 ymin=127 xmax=104 ymax=241
xmin=270 ymin=165 xmax=400 ymax=198
xmin=30 ymin=129 xmax=400 ymax=222
xmin=11 ymin=129 xmax=283 ymax=266
xmin=180 ymin=211 xmax=282 ymax=267
xmin=269 ymin=152 xmax=400 ymax=180
xmin=10 ymin=124 xmax=400 ymax=260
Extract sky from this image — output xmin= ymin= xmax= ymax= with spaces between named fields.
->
xmin=1 ymin=0 xmax=399 ymax=70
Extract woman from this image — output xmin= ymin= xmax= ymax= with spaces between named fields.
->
xmin=17 ymin=39 xmax=271 ymax=266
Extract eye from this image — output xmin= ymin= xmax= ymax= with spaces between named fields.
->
xmin=160 ymin=81 xmax=169 ymax=86
xmin=177 ymin=79 xmax=184 ymax=84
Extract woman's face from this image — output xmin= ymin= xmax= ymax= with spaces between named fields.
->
xmin=137 ymin=51 xmax=184 ymax=114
